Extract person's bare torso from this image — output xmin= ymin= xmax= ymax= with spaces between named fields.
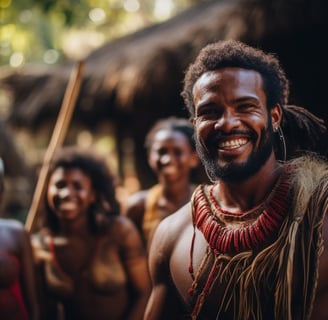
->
xmin=34 ymin=220 xmax=131 ymax=320
xmin=167 ymin=205 xmax=328 ymax=319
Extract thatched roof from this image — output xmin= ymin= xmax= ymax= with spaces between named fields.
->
xmin=0 ymin=0 xmax=326 ymax=188
xmin=0 ymin=121 xmax=34 ymax=218
xmin=0 ymin=121 xmax=32 ymax=177
xmin=1 ymin=0 xmax=326 ymax=129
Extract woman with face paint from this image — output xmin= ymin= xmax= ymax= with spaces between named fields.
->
xmin=32 ymin=147 xmax=150 ymax=320
xmin=125 ymin=117 xmax=200 ymax=251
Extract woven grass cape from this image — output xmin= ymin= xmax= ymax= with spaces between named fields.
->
xmin=190 ymin=154 xmax=328 ymax=319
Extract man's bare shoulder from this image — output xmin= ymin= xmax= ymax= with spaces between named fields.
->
xmin=159 ymin=201 xmax=191 ymax=231
xmin=149 ymin=202 xmax=192 ymax=258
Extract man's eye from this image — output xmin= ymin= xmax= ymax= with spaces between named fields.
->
xmin=238 ymin=104 xmax=255 ymax=112
xmin=196 ymin=108 xmax=220 ymax=121
xmin=197 ymin=108 xmax=217 ymax=118
xmin=200 ymin=108 xmax=214 ymax=115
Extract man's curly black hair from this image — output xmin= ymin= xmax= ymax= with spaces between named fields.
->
xmin=181 ymin=40 xmax=326 ymax=160
xmin=182 ymin=39 xmax=289 ymax=117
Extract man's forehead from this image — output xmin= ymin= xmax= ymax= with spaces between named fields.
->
xmin=192 ymin=68 xmax=264 ymax=100
xmin=195 ymin=68 xmax=262 ymax=86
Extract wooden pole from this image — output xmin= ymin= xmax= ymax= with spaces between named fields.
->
xmin=25 ymin=61 xmax=85 ymax=233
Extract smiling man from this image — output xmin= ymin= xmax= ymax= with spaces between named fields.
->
xmin=144 ymin=40 xmax=328 ymax=320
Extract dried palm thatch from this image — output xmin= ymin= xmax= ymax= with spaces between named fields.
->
xmin=0 ymin=121 xmax=34 ymax=219
xmin=0 ymin=0 xmax=326 ymax=187
xmin=2 ymin=0 xmax=326 ymax=125
xmin=0 ymin=121 xmax=32 ymax=177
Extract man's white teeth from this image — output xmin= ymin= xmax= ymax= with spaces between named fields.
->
xmin=219 ymin=138 xmax=247 ymax=149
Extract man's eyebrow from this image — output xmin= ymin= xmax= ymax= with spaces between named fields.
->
xmin=233 ymin=96 xmax=261 ymax=104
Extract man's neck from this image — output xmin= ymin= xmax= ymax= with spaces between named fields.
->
xmin=213 ymin=154 xmax=283 ymax=213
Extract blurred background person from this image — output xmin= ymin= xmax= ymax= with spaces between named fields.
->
xmin=0 ymin=157 xmax=40 ymax=320
xmin=32 ymin=147 xmax=150 ymax=320
xmin=125 ymin=117 xmax=201 ymax=250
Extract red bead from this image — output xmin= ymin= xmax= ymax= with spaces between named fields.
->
xmin=192 ymin=169 xmax=291 ymax=254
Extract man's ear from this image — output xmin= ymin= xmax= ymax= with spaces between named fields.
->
xmin=271 ymin=103 xmax=283 ymax=130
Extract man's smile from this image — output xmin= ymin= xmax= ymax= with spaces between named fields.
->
xmin=218 ymin=137 xmax=249 ymax=150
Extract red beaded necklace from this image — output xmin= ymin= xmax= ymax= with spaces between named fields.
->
xmin=192 ymin=168 xmax=291 ymax=254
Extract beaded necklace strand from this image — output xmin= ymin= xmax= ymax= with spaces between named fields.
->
xmin=192 ymin=167 xmax=291 ymax=255
xmin=188 ymin=167 xmax=292 ymax=319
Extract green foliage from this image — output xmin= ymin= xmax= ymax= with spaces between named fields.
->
xmin=1 ymin=0 xmax=201 ymax=66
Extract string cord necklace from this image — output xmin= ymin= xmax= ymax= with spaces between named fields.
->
xmin=191 ymin=167 xmax=291 ymax=255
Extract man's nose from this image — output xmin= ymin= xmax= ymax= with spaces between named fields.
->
xmin=214 ymin=109 xmax=240 ymax=132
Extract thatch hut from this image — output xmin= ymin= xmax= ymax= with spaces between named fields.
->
xmin=0 ymin=121 xmax=34 ymax=220
xmin=1 ymin=0 xmax=327 ymax=189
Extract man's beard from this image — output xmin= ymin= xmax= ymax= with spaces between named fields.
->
xmin=194 ymin=126 xmax=274 ymax=183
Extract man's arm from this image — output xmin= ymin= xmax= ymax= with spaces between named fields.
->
xmin=144 ymin=216 xmax=182 ymax=320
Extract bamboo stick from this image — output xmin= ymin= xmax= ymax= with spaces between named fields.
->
xmin=25 ymin=61 xmax=85 ymax=233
